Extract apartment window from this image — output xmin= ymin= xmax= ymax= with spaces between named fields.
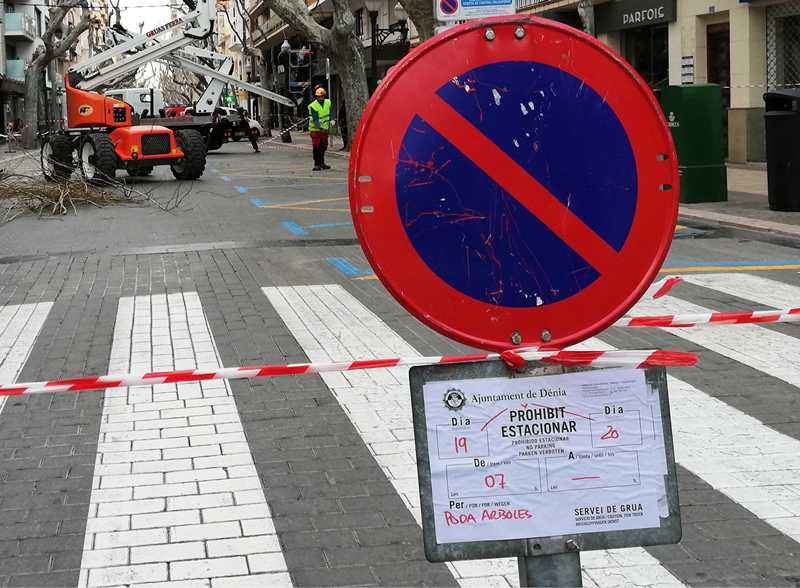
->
xmin=35 ymin=8 xmax=42 ymax=35
xmin=354 ymin=8 xmax=363 ymax=37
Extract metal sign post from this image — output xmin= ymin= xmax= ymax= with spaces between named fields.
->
xmin=410 ymin=360 xmax=682 ymax=587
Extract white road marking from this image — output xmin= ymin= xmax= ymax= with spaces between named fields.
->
xmin=681 ymin=273 xmax=800 ymax=309
xmin=630 ymin=289 xmax=800 ymax=392
xmin=561 ymin=276 xmax=800 ymax=544
xmin=0 ymin=301 xmax=52 ymax=411
xmin=264 ymin=285 xmax=683 ymax=588
xmin=79 ymin=293 xmax=291 ymax=588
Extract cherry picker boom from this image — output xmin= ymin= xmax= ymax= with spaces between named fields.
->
xmin=40 ymin=0 xmax=295 ymax=184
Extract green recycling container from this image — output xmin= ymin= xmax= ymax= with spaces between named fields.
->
xmin=659 ymin=84 xmax=728 ymax=203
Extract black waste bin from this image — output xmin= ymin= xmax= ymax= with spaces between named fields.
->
xmin=764 ymin=89 xmax=800 ymax=211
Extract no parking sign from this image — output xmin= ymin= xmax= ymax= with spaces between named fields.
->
xmin=436 ymin=0 xmax=515 ymax=21
xmin=349 ymin=16 xmax=679 ymax=352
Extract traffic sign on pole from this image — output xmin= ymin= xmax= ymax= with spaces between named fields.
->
xmin=435 ymin=0 xmax=514 ymax=22
xmin=349 ymin=16 xmax=679 ymax=352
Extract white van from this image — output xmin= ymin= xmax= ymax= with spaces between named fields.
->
xmin=105 ymin=88 xmax=165 ymax=117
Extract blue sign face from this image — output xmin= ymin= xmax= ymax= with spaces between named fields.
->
xmin=395 ymin=61 xmax=637 ymax=309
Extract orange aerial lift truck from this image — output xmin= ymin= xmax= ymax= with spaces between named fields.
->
xmin=40 ymin=0 xmax=294 ymax=184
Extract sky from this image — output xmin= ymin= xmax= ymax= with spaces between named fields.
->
xmin=118 ymin=0 xmax=172 ymax=36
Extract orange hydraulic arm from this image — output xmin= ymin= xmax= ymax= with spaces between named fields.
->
xmin=64 ymin=73 xmax=132 ymax=129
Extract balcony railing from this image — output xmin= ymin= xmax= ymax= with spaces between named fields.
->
xmin=4 ymin=12 xmax=36 ymax=39
xmin=6 ymin=59 xmax=26 ymax=81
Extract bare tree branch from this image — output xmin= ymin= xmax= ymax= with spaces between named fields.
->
xmin=264 ymin=0 xmax=331 ymax=46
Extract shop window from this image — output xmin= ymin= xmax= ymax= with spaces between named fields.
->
xmin=776 ymin=15 xmax=800 ymax=87
xmin=354 ymin=9 xmax=364 ymax=38
xmin=623 ymin=25 xmax=668 ymax=87
xmin=768 ymin=1 xmax=800 ymax=89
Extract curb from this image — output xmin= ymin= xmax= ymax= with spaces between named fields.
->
xmin=679 ymin=207 xmax=800 ymax=240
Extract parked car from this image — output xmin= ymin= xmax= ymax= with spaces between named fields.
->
xmin=215 ymin=107 xmax=263 ymax=141
xmin=165 ymin=106 xmax=188 ymax=118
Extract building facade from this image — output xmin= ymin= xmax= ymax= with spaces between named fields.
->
xmin=1 ymin=0 xmax=42 ymax=131
xmin=520 ymin=0 xmax=800 ymax=163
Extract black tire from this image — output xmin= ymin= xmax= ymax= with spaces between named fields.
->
xmin=171 ymin=129 xmax=206 ymax=180
xmin=128 ymin=165 xmax=153 ymax=177
xmin=80 ymin=134 xmax=117 ymax=185
xmin=251 ymin=128 xmax=260 ymax=140
xmin=232 ymin=136 xmax=241 ymax=142
xmin=41 ymin=135 xmax=75 ymax=182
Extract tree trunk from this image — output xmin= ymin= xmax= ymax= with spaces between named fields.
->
xmin=22 ymin=61 xmax=44 ymax=149
xmin=330 ymin=36 xmax=368 ymax=147
xmin=402 ymin=0 xmax=435 ymax=43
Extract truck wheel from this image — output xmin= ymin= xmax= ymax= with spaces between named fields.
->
xmin=171 ymin=130 xmax=206 ymax=180
xmin=41 ymin=135 xmax=75 ymax=182
xmin=80 ymin=134 xmax=117 ymax=185
xmin=207 ymin=133 xmax=223 ymax=151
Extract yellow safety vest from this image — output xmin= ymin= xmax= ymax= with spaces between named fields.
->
xmin=308 ymin=99 xmax=331 ymax=131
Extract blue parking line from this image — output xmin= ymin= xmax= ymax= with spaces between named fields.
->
xmin=281 ymin=221 xmax=352 ymax=235
xmin=235 ymin=186 xmax=249 ymax=194
xmin=221 ymin=176 xmax=231 ymax=182
xmin=282 ymin=221 xmax=307 ymax=236
xmin=326 ymin=257 xmax=371 ymax=277
xmin=250 ymin=198 xmax=273 ymax=208
xmin=306 ymin=222 xmax=352 ymax=230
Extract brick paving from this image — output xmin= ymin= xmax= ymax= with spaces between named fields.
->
xmin=1 ymin=143 xmax=800 ymax=586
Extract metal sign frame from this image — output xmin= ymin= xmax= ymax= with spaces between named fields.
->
xmin=410 ymin=360 xmax=681 ymax=563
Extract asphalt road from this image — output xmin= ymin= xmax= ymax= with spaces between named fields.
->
xmin=0 ymin=140 xmax=799 ymax=587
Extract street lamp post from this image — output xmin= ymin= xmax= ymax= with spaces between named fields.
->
xmin=364 ymin=0 xmax=408 ymax=93
xmin=364 ymin=0 xmax=381 ymax=93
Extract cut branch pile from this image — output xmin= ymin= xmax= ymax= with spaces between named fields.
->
xmin=0 ymin=165 xmax=192 ymax=225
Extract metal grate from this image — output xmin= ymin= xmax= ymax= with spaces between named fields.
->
xmin=768 ymin=1 xmax=800 ymax=90
xmin=141 ymin=133 xmax=171 ymax=156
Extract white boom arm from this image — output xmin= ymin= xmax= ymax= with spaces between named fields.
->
xmin=69 ymin=0 xmax=294 ymax=108
xmin=70 ymin=0 xmax=215 ymax=89
xmin=168 ymin=53 xmax=295 ymax=108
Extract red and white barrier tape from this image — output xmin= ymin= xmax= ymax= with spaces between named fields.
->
xmin=615 ymin=307 xmax=800 ymax=328
xmin=0 ymin=349 xmax=696 ymax=397
xmin=651 ymin=276 xmax=683 ymax=299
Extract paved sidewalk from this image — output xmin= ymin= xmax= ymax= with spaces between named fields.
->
xmin=0 ymin=149 xmax=37 ymax=166
xmin=679 ymin=164 xmax=800 ymax=239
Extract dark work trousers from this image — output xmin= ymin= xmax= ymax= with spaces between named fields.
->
xmin=242 ymin=124 xmax=259 ymax=152
xmin=311 ymin=130 xmax=329 ymax=167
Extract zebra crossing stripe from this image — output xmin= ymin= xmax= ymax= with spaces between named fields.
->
xmin=560 ymin=277 xmax=800 ymax=544
xmin=681 ymin=273 xmax=800 ymax=310
xmin=79 ymin=293 xmax=291 ymax=588
xmin=630 ymin=287 xmax=800 ymax=391
xmin=0 ymin=301 xmax=52 ymax=412
xmin=263 ymin=285 xmax=684 ymax=588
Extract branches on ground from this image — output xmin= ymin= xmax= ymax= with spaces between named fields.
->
xmin=0 ymin=154 xmax=192 ymax=225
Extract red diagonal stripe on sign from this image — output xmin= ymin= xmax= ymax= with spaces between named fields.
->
xmin=415 ymin=95 xmax=620 ymax=275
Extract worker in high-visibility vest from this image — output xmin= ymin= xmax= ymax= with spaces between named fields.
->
xmin=308 ymin=87 xmax=331 ymax=171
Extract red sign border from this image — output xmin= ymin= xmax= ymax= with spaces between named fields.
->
xmin=349 ymin=15 xmax=679 ymax=352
